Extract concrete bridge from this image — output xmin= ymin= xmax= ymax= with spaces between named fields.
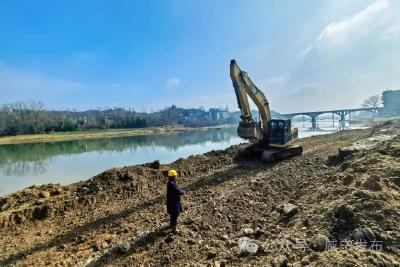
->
xmin=281 ymin=107 xmax=381 ymax=130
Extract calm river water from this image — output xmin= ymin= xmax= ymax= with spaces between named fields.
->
xmin=0 ymin=122 xmax=367 ymax=196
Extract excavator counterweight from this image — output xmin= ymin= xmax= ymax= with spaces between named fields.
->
xmin=230 ymin=59 xmax=303 ymax=162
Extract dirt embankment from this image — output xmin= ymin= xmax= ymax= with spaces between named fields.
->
xmin=0 ymin=120 xmax=399 ymax=266
xmin=0 ymin=124 xmax=227 ymax=145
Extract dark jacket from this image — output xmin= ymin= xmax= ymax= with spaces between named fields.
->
xmin=167 ymin=179 xmax=185 ymax=215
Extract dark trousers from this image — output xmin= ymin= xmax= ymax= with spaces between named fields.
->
xmin=169 ymin=213 xmax=179 ymax=231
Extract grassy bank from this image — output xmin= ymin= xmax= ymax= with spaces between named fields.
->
xmin=0 ymin=125 xmax=233 ymax=145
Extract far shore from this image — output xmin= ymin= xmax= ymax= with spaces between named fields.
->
xmin=0 ymin=124 xmax=234 ymax=145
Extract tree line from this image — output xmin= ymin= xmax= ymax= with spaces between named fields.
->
xmin=0 ymin=101 xmax=235 ymax=136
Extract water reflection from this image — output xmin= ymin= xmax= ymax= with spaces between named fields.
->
xmin=0 ymin=127 xmax=238 ymax=177
xmin=4 ymin=160 xmax=48 ymax=177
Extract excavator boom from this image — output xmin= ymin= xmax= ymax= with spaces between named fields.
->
xmin=230 ymin=60 xmax=272 ymax=143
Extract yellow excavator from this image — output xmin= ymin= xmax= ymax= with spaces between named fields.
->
xmin=230 ymin=59 xmax=303 ymax=162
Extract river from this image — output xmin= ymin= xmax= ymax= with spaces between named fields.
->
xmin=0 ymin=122 xmax=368 ymax=196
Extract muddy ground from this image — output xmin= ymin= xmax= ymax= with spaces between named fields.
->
xmin=0 ymin=120 xmax=400 ymax=266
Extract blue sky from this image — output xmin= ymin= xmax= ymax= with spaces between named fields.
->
xmin=1 ymin=0 xmax=399 ymax=113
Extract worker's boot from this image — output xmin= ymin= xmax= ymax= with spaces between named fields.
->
xmin=170 ymin=214 xmax=178 ymax=233
xmin=172 ymin=226 xmax=180 ymax=234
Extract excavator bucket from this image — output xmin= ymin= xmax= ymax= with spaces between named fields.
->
xmin=237 ymin=121 xmax=262 ymax=142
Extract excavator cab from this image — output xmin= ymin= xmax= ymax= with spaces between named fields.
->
xmin=269 ymin=119 xmax=292 ymax=146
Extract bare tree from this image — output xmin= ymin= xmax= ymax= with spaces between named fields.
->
xmin=362 ymin=94 xmax=381 ymax=108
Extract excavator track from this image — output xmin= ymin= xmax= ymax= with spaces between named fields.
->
xmin=239 ymin=144 xmax=303 ymax=163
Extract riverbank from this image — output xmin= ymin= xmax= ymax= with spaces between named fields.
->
xmin=0 ymin=120 xmax=399 ymax=266
xmin=0 ymin=125 xmax=233 ymax=145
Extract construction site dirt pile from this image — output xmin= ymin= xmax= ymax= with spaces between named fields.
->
xmin=0 ymin=120 xmax=399 ymax=266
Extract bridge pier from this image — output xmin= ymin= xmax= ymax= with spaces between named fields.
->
xmin=349 ymin=112 xmax=352 ymax=127
xmin=339 ymin=113 xmax=345 ymax=130
xmin=335 ymin=110 xmax=350 ymax=131
xmin=310 ymin=114 xmax=319 ymax=130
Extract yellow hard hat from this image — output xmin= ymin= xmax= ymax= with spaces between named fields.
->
xmin=168 ymin=169 xmax=178 ymax=177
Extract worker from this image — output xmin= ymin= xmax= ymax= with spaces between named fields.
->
xmin=166 ymin=169 xmax=185 ymax=233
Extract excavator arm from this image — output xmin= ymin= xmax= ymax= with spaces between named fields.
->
xmin=230 ymin=59 xmax=271 ymax=144
xmin=230 ymin=60 xmax=253 ymax=123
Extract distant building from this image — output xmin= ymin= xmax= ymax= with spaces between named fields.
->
xmin=178 ymin=108 xmax=209 ymax=123
xmin=178 ymin=107 xmax=231 ymax=123
xmin=382 ymin=90 xmax=400 ymax=114
xmin=208 ymin=108 xmax=229 ymax=121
